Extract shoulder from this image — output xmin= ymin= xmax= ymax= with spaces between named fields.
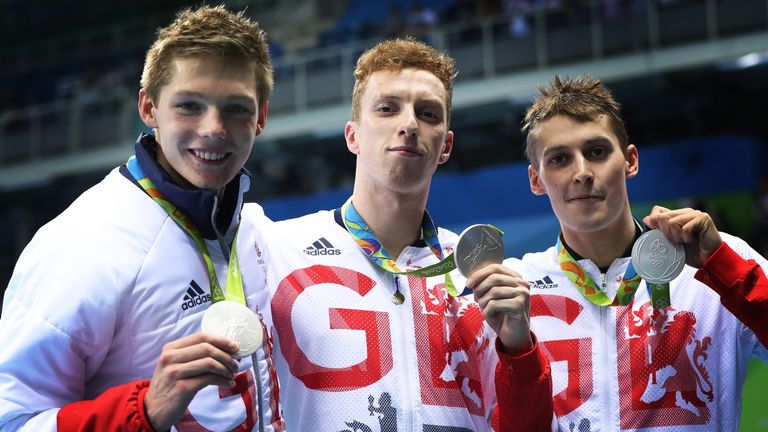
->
xmin=6 ymin=170 xmax=168 ymax=315
xmin=275 ymin=210 xmax=335 ymax=231
xmin=504 ymin=246 xmax=557 ymax=269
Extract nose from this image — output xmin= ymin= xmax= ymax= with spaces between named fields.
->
xmin=398 ymin=109 xmax=418 ymax=137
xmin=572 ymin=155 xmax=594 ymax=184
xmin=199 ymin=108 xmax=226 ymax=142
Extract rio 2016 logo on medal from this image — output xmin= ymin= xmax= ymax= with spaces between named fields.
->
xmin=631 ymin=230 xmax=686 ymax=285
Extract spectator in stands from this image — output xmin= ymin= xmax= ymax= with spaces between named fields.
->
xmin=502 ymin=74 xmax=768 ymax=429
xmin=249 ymin=37 xmax=553 ymax=432
xmin=0 ymin=6 xmax=285 ymax=431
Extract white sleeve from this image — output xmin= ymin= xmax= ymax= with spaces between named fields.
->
xmin=0 ymin=230 xmax=119 ymax=430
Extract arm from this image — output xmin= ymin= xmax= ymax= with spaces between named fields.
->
xmin=694 ymin=242 xmax=768 ymax=347
xmin=0 ymin=243 xmax=240 ymax=432
xmin=57 ymin=381 xmax=154 ymax=431
xmin=493 ymin=334 xmax=553 ymax=432
xmin=468 ymin=264 xmax=554 ymax=431
xmin=56 ymin=333 xmax=242 ymax=432
xmin=644 ymin=205 xmax=768 ymax=346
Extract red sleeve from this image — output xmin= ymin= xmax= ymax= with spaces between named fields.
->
xmin=57 ymin=380 xmax=158 ymax=432
xmin=492 ymin=332 xmax=553 ymax=432
xmin=695 ymin=242 xmax=768 ymax=347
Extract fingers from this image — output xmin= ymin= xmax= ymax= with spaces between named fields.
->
xmin=466 ymin=263 xmax=529 ymax=294
xmin=145 ymin=332 xmax=243 ymax=430
xmin=474 ymin=285 xmax=530 ymax=321
xmin=163 ymin=331 xmax=240 ymax=354
xmin=157 ymin=333 xmax=240 ymax=380
xmin=642 ymin=205 xmax=671 ymax=228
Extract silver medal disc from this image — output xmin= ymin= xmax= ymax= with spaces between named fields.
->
xmin=201 ymin=300 xmax=264 ymax=359
xmin=454 ymin=224 xmax=505 ymax=278
xmin=631 ymin=229 xmax=686 ymax=285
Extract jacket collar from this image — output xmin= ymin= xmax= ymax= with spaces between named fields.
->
xmin=122 ymin=133 xmax=250 ymax=240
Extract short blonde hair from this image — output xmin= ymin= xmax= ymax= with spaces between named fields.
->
xmin=351 ymin=38 xmax=456 ymax=125
xmin=523 ymin=75 xmax=628 ymax=166
xmin=141 ymin=5 xmax=273 ymax=103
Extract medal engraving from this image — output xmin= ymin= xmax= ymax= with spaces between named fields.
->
xmin=202 ymin=300 xmax=263 ymax=358
xmin=455 ymin=224 xmax=505 ymax=277
xmin=631 ymin=230 xmax=686 ymax=285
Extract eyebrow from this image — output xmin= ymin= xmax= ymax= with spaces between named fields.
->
xmin=373 ymin=94 xmax=443 ymax=105
xmin=542 ymin=136 xmax=612 ymax=151
xmin=172 ymin=91 xmax=256 ymax=103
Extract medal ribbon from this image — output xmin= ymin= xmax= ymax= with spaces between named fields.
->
xmin=340 ymin=198 xmax=463 ymax=296
xmin=555 ymin=220 xmax=670 ymax=308
xmin=126 ymin=156 xmax=245 ymax=305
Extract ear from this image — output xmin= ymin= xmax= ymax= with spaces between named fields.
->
xmin=528 ymin=165 xmax=547 ymax=195
xmin=344 ymin=121 xmax=360 ymax=155
xmin=438 ymin=130 xmax=454 ymax=164
xmin=254 ymin=100 xmax=269 ymax=137
xmin=625 ymin=144 xmax=639 ymax=179
xmin=137 ymin=88 xmax=158 ymax=129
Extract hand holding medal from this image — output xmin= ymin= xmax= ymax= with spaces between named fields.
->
xmin=462 ymin=226 xmax=535 ymax=354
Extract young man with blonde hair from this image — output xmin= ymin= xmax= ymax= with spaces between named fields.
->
xmin=250 ymin=38 xmax=552 ymax=431
xmin=0 ymin=6 xmax=283 ymax=431
xmin=503 ymin=74 xmax=768 ymax=430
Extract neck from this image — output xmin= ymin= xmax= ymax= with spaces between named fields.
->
xmin=350 ymin=184 xmax=429 ymax=260
xmin=561 ymin=211 xmax=636 ymax=269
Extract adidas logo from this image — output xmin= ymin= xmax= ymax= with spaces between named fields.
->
xmin=530 ymin=276 xmax=558 ymax=289
xmin=181 ymin=280 xmax=212 ymax=310
xmin=303 ymin=237 xmax=341 ymax=256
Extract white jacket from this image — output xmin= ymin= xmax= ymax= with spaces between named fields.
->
xmin=505 ymin=233 xmax=768 ymax=431
xmin=0 ymin=168 xmax=282 ymax=431
xmin=261 ymin=209 xmax=500 ymax=431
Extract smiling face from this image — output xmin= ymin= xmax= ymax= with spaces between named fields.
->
xmin=138 ymin=55 xmax=266 ymax=194
xmin=528 ymin=114 xmax=638 ymax=237
xmin=344 ymin=68 xmax=453 ymax=195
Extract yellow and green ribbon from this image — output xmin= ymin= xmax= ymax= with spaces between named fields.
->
xmin=126 ymin=156 xmax=244 ymax=305
xmin=555 ymin=222 xmax=670 ymax=309
xmin=340 ymin=198 xmax=463 ymax=296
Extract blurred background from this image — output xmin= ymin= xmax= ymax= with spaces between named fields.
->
xmin=1 ymin=0 xmax=766 ymax=429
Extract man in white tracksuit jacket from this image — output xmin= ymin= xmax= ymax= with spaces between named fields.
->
xmin=0 ymin=6 xmax=283 ymax=431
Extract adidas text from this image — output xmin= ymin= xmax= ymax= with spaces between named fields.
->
xmin=530 ymin=276 xmax=558 ymax=289
xmin=182 ymin=293 xmax=212 ymax=310
xmin=304 ymin=248 xmax=341 ymax=256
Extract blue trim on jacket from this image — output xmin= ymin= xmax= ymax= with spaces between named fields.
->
xmin=119 ymin=133 xmax=250 ymax=240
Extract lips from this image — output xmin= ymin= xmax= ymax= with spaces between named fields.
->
xmin=567 ymin=194 xmax=603 ymax=202
xmin=389 ymin=146 xmax=422 ymax=156
xmin=191 ymin=149 xmax=228 ymax=161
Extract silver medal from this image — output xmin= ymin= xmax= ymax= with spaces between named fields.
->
xmin=631 ymin=229 xmax=686 ymax=284
xmin=201 ymin=300 xmax=264 ymax=359
xmin=454 ymin=224 xmax=505 ymax=277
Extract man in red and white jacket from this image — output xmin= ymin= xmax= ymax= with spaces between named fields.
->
xmin=252 ymin=38 xmax=553 ymax=432
xmin=503 ymin=74 xmax=768 ymax=431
